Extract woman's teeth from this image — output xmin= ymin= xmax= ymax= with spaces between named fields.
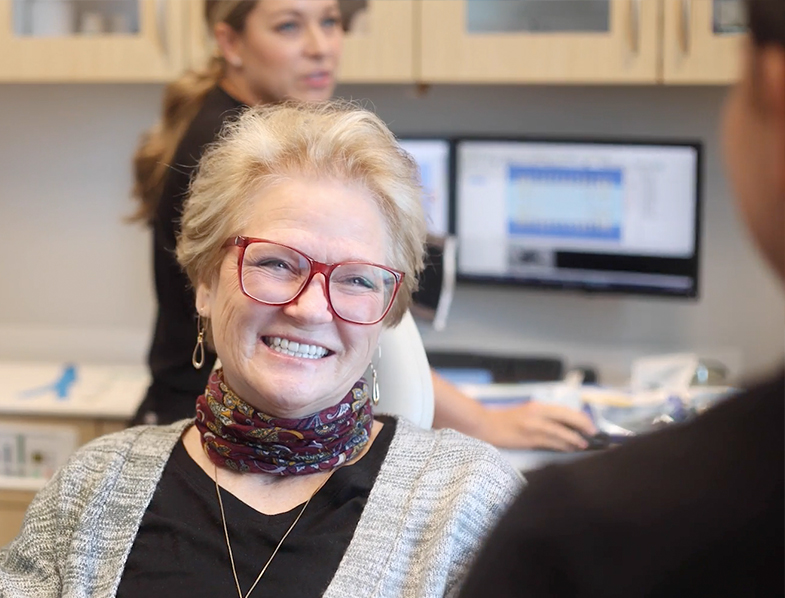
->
xmin=265 ymin=337 xmax=328 ymax=359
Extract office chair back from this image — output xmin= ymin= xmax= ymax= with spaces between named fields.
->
xmin=372 ymin=311 xmax=434 ymax=428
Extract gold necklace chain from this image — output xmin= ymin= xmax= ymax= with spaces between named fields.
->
xmin=214 ymin=464 xmax=333 ymax=598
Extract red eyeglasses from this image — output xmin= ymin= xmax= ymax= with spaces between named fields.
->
xmin=223 ymin=236 xmax=404 ymax=325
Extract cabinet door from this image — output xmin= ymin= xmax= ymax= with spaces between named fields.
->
xmin=662 ymin=0 xmax=744 ymax=83
xmin=419 ymin=0 xmax=658 ymax=83
xmin=184 ymin=0 xmax=210 ymax=71
xmin=184 ymin=0 xmax=414 ymax=83
xmin=338 ymin=0 xmax=414 ymax=82
xmin=0 ymin=0 xmax=186 ymax=82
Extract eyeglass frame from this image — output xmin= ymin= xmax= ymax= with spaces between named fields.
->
xmin=222 ymin=236 xmax=405 ymax=326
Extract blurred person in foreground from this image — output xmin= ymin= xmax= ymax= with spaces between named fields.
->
xmin=0 ymin=102 xmax=521 ymax=597
xmin=131 ymin=0 xmax=595 ymax=452
xmin=458 ymin=0 xmax=785 ymax=595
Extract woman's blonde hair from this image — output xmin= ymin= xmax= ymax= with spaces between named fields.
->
xmin=177 ymin=101 xmax=427 ymax=327
xmin=130 ymin=1 xmax=257 ymax=223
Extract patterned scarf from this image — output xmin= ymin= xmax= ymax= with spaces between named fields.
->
xmin=194 ymin=369 xmax=374 ymax=475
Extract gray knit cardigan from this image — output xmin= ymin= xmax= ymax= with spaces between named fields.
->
xmin=0 ymin=417 xmax=522 ymax=597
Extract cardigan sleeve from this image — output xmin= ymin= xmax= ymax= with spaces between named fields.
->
xmin=0 ymin=424 xmax=184 ymax=597
xmin=0 ymin=458 xmax=74 ymax=597
xmin=435 ymin=434 xmax=524 ymax=598
xmin=357 ymin=424 xmax=524 ymax=598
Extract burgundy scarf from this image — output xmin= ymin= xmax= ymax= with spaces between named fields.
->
xmin=194 ymin=369 xmax=374 ymax=475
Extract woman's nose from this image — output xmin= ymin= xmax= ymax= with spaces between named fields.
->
xmin=282 ymin=274 xmax=334 ymax=324
xmin=303 ymin=23 xmax=329 ymax=57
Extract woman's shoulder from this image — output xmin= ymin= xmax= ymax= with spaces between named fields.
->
xmin=386 ymin=416 xmax=524 ymax=489
xmin=391 ymin=416 xmax=516 ymax=461
xmin=60 ymin=420 xmax=190 ymax=479
xmin=175 ymin=86 xmax=244 ymax=164
xmin=357 ymin=418 xmax=523 ymax=575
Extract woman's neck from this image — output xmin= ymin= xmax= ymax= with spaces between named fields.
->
xmin=219 ymin=74 xmax=264 ymax=107
xmin=181 ymin=419 xmax=384 ymax=515
xmin=194 ymin=369 xmax=376 ymax=476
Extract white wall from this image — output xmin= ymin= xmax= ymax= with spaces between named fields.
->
xmin=0 ymin=83 xmax=782 ymax=382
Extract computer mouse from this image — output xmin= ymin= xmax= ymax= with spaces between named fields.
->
xmin=581 ymin=431 xmax=612 ymax=451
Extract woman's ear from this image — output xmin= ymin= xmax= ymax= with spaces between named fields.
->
xmin=196 ymin=282 xmax=213 ymax=319
xmin=213 ymin=21 xmax=243 ymax=68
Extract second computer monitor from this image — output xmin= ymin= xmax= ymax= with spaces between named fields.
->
xmin=398 ymin=138 xmax=452 ymax=237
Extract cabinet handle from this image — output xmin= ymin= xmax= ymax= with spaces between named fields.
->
xmin=155 ymin=0 xmax=170 ymax=60
xmin=680 ymin=0 xmax=691 ymax=55
xmin=629 ymin=0 xmax=641 ymax=54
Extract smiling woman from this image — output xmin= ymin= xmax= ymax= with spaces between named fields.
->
xmin=0 ymin=101 xmax=523 ymax=598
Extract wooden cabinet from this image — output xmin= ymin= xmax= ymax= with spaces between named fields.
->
xmin=338 ymin=0 xmax=415 ymax=83
xmin=184 ymin=0 xmax=415 ymax=83
xmin=0 ymin=0 xmax=745 ymax=86
xmin=0 ymin=0 xmax=186 ymax=82
xmin=0 ymin=489 xmax=31 ymax=548
xmin=419 ymin=0 xmax=660 ymax=84
xmin=662 ymin=0 xmax=744 ymax=83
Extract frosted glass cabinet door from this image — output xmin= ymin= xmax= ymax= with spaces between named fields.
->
xmin=419 ymin=0 xmax=659 ymax=83
xmin=662 ymin=0 xmax=745 ymax=83
xmin=0 ymin=0 xmax=186 ymax=82
xmin=339 ymin=0 xmax=414 ymax=82
xmin=185 ymin=0 xmax=415 ymax=83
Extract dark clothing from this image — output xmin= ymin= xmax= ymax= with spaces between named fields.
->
xmin=117 ymin=415 xmax=397 ymax=597
xmin=137 ymin=86 xmax=245 ymax=425
xmin=459 ymin=372 xmax=785 ymax=598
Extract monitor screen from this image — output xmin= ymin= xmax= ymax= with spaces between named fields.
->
xmin=398 ymin=138 xmax=451 ymax=237
xmin=455 ymin=138 xmax=702 ymax=297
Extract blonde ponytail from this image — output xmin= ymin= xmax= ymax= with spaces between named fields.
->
xmin=129 ymin=57 xmax=224 ymax=224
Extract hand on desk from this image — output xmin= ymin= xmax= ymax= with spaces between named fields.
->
xmin=476 ymin=401 xmax=597 ymax=451
xmin=431 ymin=371 xmax=597 ymax=452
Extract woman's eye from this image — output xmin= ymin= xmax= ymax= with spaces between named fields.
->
xmin=275 ymin=21 xmax=299 ymax=33
xmin=257 ymin=259 xmax=294 ymax=272
xmin=347 ymin=276 xmax=375 ymax=290
xmin=321 ymin=16 xmax=340 ymax=29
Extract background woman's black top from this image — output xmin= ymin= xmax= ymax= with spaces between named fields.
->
xmin=117 ymin=415 xmax=396 ymax=597
xmin=137 ymin=86 xmax=244 ymax=424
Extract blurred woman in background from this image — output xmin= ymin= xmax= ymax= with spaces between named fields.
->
xmin=131 ymin=0 xmax=595 ymax=451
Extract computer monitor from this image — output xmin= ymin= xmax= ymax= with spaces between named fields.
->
xmin=398 ymin=138 xmax=451 ymax=237
xmin=455 ymin=138 xmax=702 ymax=298
xmin=398 ymin=137 xmax=456 ymax=329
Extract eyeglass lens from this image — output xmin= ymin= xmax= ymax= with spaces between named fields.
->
xmin=240 ymin=241 xmax=396 ymax=324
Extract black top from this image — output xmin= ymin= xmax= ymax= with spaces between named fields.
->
xmin=458 ymin=372 xmax=785 ymax=598
xmin=138 ymin=86 xmax=245 ymax=425
xmin=117 ymin=415 xmax=396 ymax=598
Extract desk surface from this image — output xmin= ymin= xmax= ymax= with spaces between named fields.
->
xmin=0 ymin=361 xmax=149 ymax=420
xmin=462 ymin=381 xmax=736 ymax=473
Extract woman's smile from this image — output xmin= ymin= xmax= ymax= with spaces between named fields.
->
xmin=262 ymin=335 xmax=332 ymax=359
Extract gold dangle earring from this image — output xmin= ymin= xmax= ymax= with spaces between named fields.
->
xmin=370 ymin=345 xmax=381 ymax=405
xmin=192 ymin=315 xmax=206 ymax=370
